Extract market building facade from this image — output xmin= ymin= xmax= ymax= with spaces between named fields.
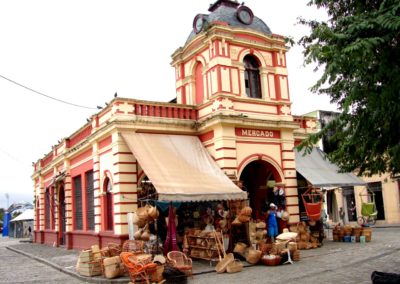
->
xmin=32 ymin=0 xmax=317 ymax=250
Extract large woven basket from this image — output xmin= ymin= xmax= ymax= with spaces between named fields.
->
xmin=107 ymin=243 xmax=122 ymax=257
xmin=233 ymin=242 xmax=247 ymax=255
xmin=246 ymin=249 xmax=262 ymax=265
xmin=226 ymin=260 xmax=243 ymax=273
xmin=215 ymin=253 xmax=234 ymax=273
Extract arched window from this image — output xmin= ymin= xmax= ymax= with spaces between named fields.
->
xmin=195 ymin=62 xmax=204 ymax=104
xmin=45 ymin=188 xmax=50 ymax=230
xmin=105 ymin=178 xmax=114 ymax=231
xmin=244 ymin=55 xmax=262 ymax=99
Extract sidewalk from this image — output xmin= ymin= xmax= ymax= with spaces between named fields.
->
xmin=6 ymin=240 xmax=235 ymax=283
xmin=6 ymin=225 xmax=400 ymax=283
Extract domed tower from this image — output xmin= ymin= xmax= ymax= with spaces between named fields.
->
xmin=172 ymin=0 xmax=303 ymax=222
xmin=171 ymin=0 xmax=291 ymax=118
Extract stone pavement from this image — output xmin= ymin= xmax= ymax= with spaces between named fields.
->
xmin=5 ymin=226 xmax=400 ymax=284
xmin=6 ymin=239 xmax=237 ymax=283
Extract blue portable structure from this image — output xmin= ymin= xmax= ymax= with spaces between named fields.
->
xmin=2 ymin=212 xmax=11 ymax=237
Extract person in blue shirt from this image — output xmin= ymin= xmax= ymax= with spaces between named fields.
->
xmin=266 ymin=203 xmax=278 ymax=242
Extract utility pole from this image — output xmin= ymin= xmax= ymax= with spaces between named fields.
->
xmin=5 ymin=193 xmax=9 ymax=210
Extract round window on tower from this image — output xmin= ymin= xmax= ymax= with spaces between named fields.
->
xmin=193 ymin=14 xmax=205 ymax=34
xmin=237 ymin=6 xmax=254 ymax=25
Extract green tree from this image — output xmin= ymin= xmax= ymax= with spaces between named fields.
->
xmin=297 ymin=0 xmax=400 ymax=176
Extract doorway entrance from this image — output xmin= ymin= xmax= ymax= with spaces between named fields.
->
xmin=58 ymin=187 xmax=66 ymax=246
xmin=239 ymin=160 xmax=281 ymax=220
xmin=368 ymin=182 xmax=385 ymax=220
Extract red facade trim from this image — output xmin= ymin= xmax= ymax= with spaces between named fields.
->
xmin=199 ymin=131 xmax=214 ymax=142
xmin=69 ymin=125 xmax=92 ymax=148
xmin=98 ymin=136 xmax=112 ymax=149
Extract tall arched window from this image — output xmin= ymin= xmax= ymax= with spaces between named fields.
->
xmin=195 ymin=62 xmax=204 ymax=104
xmin=244 ymin=55 xmax=262 ymax=99
xmin=105 ymin=178 xmax=113 ymax=231
xmin=45 ymin=188 xmax=50 ymax=229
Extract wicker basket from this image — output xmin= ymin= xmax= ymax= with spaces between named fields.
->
xmin=122 ymin=240 xmax=145 ymax=254
xmin=259 ymin=242 xmax=273 ymax=255
xmin=292 ymin=250 xmax=301 ymax=261
xmin=129 ymin=253 xmax=152 ymax=265
xmin=150 ymin=264 xmax=164 ymax=283
xmin=246 ymin=249 xmax=262 ymax=264
xmin=233 ymin=242 xmax=248 ymax=256
xmin=226 ymin=260 xmax=243 ymax=273
xmin=261 ymin=255 xmax=281 ymax=266
xmin=108 ymin=243 xmax=122 ymax=257
xmin=215 ymin=253 xmax=234 ymax=273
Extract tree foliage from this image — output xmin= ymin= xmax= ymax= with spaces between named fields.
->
xmin=298 ymin=0 xmax=400 ymax=176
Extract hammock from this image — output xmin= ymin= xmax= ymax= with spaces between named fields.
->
xmin=301 ymin=188 xmax=323 ymax=221
xmin=360 ymin=189 xmax=378 ymax=218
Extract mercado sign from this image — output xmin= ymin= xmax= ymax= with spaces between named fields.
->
xmin=235 ymin=128 xmax=281 ymax=139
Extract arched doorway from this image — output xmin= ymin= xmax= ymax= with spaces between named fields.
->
xmin=239 ymin=160 xmax=281 ymax=220
xmin=58 ymin=186 xmax=66 ymax=246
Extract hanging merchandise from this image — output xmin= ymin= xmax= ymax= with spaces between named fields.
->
xmin=164 ymin=203 xmax=179 ymax=255
xmin=301 ymin=187 xmax=323 ymax=221
xmin=273 ymin=186 xmax=286 ymax=209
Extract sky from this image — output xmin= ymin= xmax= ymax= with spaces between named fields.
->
xmin=0 ymin=0 xmax=337 ymax=209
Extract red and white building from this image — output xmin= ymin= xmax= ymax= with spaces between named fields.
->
xmin=32 ymin=0 xmax=316 ymax=250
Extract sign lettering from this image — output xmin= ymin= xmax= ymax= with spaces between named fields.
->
xmin=236 ymin=128 xmax=280 ymax=139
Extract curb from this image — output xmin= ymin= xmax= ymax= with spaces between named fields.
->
xmin=6 ymin=246 xmax=128 ymax=284
xmin=5 ymin=245 xmax=219 ymax=282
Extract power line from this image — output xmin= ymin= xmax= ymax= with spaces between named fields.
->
xmin=0 ymin=74 xmax=97 ymax=110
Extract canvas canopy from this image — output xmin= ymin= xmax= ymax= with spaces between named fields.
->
xmin=295 ymin=147 xmax=366 ymax=188
xmin=121 ymin=132 xmax=247 ymax=202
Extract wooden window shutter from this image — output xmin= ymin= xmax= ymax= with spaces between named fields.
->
xmin=86 ymin=170 xmax=95 ymax=231
xmin=74 ymin=176 xmax=83 ymax=230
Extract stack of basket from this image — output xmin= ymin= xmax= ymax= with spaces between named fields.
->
xmin=76 ymin=249 xmax=102 ymax=277
xmin=352 ymin=227 xmax=363 ymax=242
xmin=361 ymin=227 xmax=372 ymax=242
xmin=290 ymin=222 xmax=315 ymax=249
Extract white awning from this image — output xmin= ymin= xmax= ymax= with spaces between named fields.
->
xmin=121 ymin=132 xmax=247 ymax=202
xmin=295 ymin=147 xmax=366 ymax=187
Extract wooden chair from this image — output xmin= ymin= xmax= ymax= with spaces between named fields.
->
xmin=167 ymin=251 xmax=193 ymax=277
xmin=120 ymin=252 xmax=156 ymax=284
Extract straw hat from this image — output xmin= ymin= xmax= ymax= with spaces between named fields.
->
xmin=276 ymin=231 xmax=298 ymax=241
xmin=153 ymin=255 xmax=166 ymax=264
xmin=255 ymin=221 xmax=266 ymax=229
xmin=281 ymin=211 xmax=290 ymax=221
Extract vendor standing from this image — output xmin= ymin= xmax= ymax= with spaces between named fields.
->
xmin=266 ymin=203 xmax=278 ymax=242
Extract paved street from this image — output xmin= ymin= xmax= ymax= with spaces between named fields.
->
xmin=1 ymin=227 xmax=399 ymax=283
xmin=191 ymin=227 xmax=400 ymax=284
xmin=0 ymin=237 xmax=85 ymax=284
